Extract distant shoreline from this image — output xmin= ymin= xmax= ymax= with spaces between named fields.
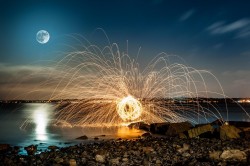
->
xmin=1 ymin=97 xmax=250 ymax=104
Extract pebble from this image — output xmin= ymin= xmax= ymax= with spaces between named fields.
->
xmin=95 ymin=154 xmax=105 ymax=163
xmin=69 ymin=159 xmax=77 ymax=166
xmin=0 ymin=136 xmax=249 ymax=165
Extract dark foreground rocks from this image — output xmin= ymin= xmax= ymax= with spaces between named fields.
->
xmin=130 ymin=120 xmax=250 ymax=141
xmin=1 ymin=136 xmax=250 ymax=166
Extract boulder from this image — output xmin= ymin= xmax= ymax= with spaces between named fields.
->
xmin=178 ymin=132 xmax=188 ymax=139
xmin=165 ymin=122 xmax=193 ymax=136
xmin=220 ymin=125 xmax=241 ymax=140
xmin=11 ymin=146 xmax=20 ymax=155
xmin=0 ymin=144 xmax=11 ymax=154
xmin=188 ymin=124 xmax=214 ymax=138
xmin=220 ymin=149 xmax=247 ymax=161
xmin=128 ymin=122 xmax=150 ymax=131
xmin=141 ymin=132 xmax=151 ymax=137
xmin=209 ymin=151 xmax=222 ymax=160
xmin=211 ymin=119 xmax=224 ymax=126
xmin=24 ymin=145 xmax=37 ymax=155
xmin=48 ymin=145 xmax=59 ymax=151
xmin=150 ymin=123 xmax=170 ymax=134
xmin=226 ymin=121 xmax=250 ymax=128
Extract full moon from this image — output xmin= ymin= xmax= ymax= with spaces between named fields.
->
xmin=36 ymin=30 xmax=50 ymax=44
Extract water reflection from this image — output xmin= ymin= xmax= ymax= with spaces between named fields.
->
xmin=116 ymin=127 xmax=144 ymax=138
xmin=32 ymin=104 xmax=52 ymax=141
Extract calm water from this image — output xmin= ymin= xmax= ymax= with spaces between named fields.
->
xmin=0 ymin=102 xmax=249 ymax=154
xmin=0 ymin=103 xmax=144 ymax=154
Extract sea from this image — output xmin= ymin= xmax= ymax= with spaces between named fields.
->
xmin=0 ymin=102 xmax=249 ymax=155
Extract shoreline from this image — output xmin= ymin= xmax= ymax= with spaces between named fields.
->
xmin=1 ymin=135 xmax=249 ymax=166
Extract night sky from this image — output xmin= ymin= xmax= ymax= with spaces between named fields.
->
xmin=1 ymin=0 xmax=250 ymax=98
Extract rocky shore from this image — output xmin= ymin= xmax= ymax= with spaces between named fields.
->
xmin=0 ymin=136 xmax=249 ymax=166
xmin=1 ymin=121 xmax=250 ymax=166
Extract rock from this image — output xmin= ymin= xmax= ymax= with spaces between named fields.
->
xmin=177 ymin=143 xmax=190 ymax=153
xmin=142 ymin=132 xmax=151 ymax=137
xmin=165 ymin=122 xmax=193 ymax=136
xmin=95 ymin=149 xmax=108 ymax=156
xmin=182 ymin=152 xmax=191 ymax=157
xmin=142 ymin=146 xmax=154 ymax=154
xmin=24 ymin=145 xmax=37 ymax=155
xmin=226 ymin=121 xmax=250 ymax=128
xmin=55 ymin=157 xmax=64 ymax=163
xmin=69 ymin=159 xmax=77 ymax=166
xmin=179 ymin=132 xmax=187 ymax=139
xmin=94 ymin=137 xmax=99 ymax=140
xmin=243 ymin=130 xmax=250 ymax=139
xmin=143 ymin=159 xmax=150 ymax=166
xmin=128 ymin=122 xmax=150 ymax=131
xmin=81 ymin=158 xmax=87 ymax=164
xmin=76 ymin=135 xmax=88 ymax=140
xmin=95 ymin=154 xmax=105 ymax=163
xmin=209 ymin=151 xmax=222 ymax=160
xmin=211 ymin=119 xmax=224 ymax=126
xmin=48 ymin=145 xmax=58 ymax=151
xmin=87 ymin=161 xmax=97 ymax=166
xmin=220 ymin=149 xmax=247 ymax=161
xmin=11 ymin=146 xmax=20 ymax=154
xmin=0 ymin=144 xmax=11 ymax=154
xmin=183 ymin=143 xmax=190 ymax=150
xmin=110 ymin=158 xmax=120 ymax=165
xmin=156 ymin=159 xmax=161 ymax=164
xmin=150 ymin=122 xmax=170 ymax=134
xmin=220 ymin=125 xmax=241 ymax=140
xmin=188 ymin=124 xmax=214 ymax=138
xmin=119 ymin=145 xmax=126 ymax=150
xmin=122 ymin=158 xmax=128 ymax=162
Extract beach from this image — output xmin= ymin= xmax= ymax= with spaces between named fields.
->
xmin=1 ymin=134 xmax=249 ymax=166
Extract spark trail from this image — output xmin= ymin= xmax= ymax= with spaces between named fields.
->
xmin=38 ymin=41 xmax=231 ymax=127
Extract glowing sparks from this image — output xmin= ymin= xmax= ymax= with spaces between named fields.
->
xmin=116 ymin=96 xmax=143 ymax=121
xmin=16 ymin=36 xmax=250 ymax=127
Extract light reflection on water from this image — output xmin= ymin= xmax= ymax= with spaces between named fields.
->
xmin=32 ymin=104 xmax=52 ymax=141
xmin=0 ymin=103 xmax=249 ymax=155
xmin=0 ymin=103 xmax=144 ymax=154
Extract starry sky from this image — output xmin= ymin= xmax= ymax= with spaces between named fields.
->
xmin=1 ymin=0 xmax=250 ymax=98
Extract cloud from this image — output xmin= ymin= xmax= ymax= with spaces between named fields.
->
xmin=235 ymin=27 xmax=250 ymax=38
xmin=179 ymin=9 xmax=195 ymax=21
xmin=213 ymin=43 xmax=223 ymax=49
xmin=207 ymin=18 xmax=250 ymax=35
xmin=0 ymin=63 xmax=57 ymax=99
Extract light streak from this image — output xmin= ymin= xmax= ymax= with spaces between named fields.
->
xmin=16 ymin=36 xmax=250 ymax=127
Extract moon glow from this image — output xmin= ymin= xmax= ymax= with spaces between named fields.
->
xmin=36 ymin=30 xmax=50 ymax=44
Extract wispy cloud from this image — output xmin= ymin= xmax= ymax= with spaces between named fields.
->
xmin=213 ymin=43 xmax=223 ymax=49
xmin=236 ymin=27 xmax=250 ymax=38
xmin=179 ymin=9 xmax=195 ymax=21
xmin=207 ymin=18 xmax=250 ymax=35
xmin=0 ymin=63 xmax=56 ymax=99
